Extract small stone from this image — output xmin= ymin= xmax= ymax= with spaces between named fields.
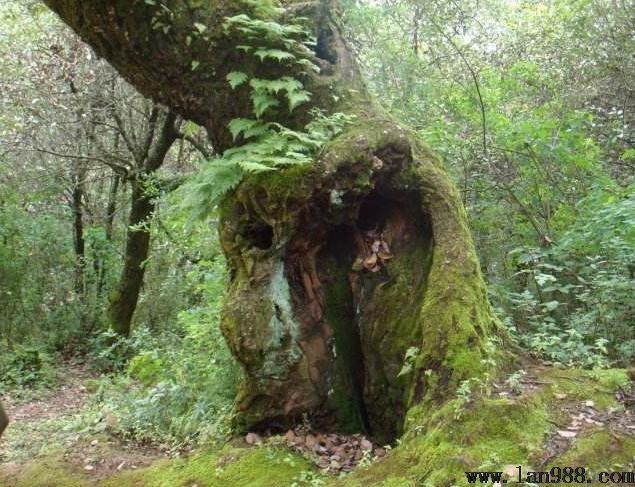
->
xmin=557 ymin=430 xmax=577 ymax=438
xmin=245 ymin=432 xmax=261 ymax=445
xmin=84 ymin=465 xmax=95 ymax=471
xmin=555 ymin=393 xmax=567 ymax=400
xmin=585 ymin=400 xmax=595 ymax=408
xmin=360 ymin=438 xmax=373 ymax=451
xmin=284 ymin=430 xmax=296 ymax=443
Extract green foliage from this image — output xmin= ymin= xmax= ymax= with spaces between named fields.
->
xmin=495 ymin=188 xmax=635 ymax=367
xmin=345 ymin=0 xmax=635 ymax=368
xmin=0 ymin=194 xmax=90 ymax=351
xmin=0 ymin=346 xmax=56 ymax=390
xmin=82 ymin=251 xmax=239 ymax=447
xmin=223 ymin=13 xmax=317 ymax=70
xmin=183 ymin=110 xmax=355 ymax=217
xmin=180 ymin=9 xmax=351 ymax=217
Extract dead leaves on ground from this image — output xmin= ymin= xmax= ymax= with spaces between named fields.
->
xmin=245 ymin=428 xmax=386 ymax=473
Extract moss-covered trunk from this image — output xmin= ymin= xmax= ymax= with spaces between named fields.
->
xmin=220 ymin=115 xmax=501 ymax=438
xmin=107 ymin=110 xmax=178 ymax=337
xmin=44 ymin=0 xmax=503 ymax=448
xmin=107 ymin=181 xmax=155 ymax=337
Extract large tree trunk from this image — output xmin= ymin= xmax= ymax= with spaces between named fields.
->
xmin=220 ymin=117 xmax=501 ymax=439
xmin=44 ymin=0 xmax=503 ymax=442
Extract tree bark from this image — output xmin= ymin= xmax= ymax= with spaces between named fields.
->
xmin=44 ymin=0 xmax=503 ymax=441
xmin=71 ymin=164 xmax=87 ymax=296
xmin=0 ymin=402 xmax=7 ymax=438
xmin=107 ymin=181 xmax=154 ymax=337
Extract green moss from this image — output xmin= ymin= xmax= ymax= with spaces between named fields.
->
xmin=335 ymin=392 xmax=551 ymax=487
xmin=552 ymin=430 xmax=635 ymax=471
xmin=0 ymin=457 xmax=88 ymax=487
xmin=585 ymin=367 xmax=630 ymax=390
xmin=104 ymin=446 xmax=316 ymax=487
xmin=541 ymin=367 xmax=626 ymax=411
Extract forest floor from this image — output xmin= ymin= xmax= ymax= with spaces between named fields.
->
xmin=1 ymin=361 xmax=635 ymax=486
xmin=0 ymin=362 xmax=162 ymax=482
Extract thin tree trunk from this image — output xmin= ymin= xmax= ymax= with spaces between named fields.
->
xmin=107 ymin=179 xmax=153 ymax=337
xmin=107 ymin=111 xmax=177 ymax=337
xmin=0 ymin=402 xmax=7 ymax=438
xmin=71 ymin=164 xmax=86 ymax=295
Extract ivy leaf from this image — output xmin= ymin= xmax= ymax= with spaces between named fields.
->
xmin=227 ymin=71 xmax=248 ymax=89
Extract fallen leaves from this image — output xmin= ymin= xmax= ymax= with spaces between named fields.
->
xmin=245 ymin=428 xmax=386 ymax=473
xmin=352 ymin=229 xmax=393 ymax=273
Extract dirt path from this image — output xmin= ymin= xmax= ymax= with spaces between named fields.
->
xmin=2 ymin=363 xmax=90 ymax=424
xmin=0 ymin=362 xmax=162 ymax=483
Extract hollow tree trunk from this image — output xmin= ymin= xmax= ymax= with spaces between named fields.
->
xmin=44 ymin=0 xmax=503 ymax=440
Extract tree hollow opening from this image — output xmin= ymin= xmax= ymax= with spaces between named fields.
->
xmin=289 ymin=189 xmax=434 ymax=443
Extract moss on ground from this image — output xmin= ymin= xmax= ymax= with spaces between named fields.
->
xmin=552 ymin=430 xmax=635 ymax=471
xmin=0 ymin=458 xmax=88 ymax=487
xmin=1 ymin=369 xmax=633 ymax=487
xmin=0 ymin=446 xmax=318 ymax=487
xmin=541 ymin=367 xmax=629 ymax=413
xmin=104 ymin=446 xmax=317 ymax=487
